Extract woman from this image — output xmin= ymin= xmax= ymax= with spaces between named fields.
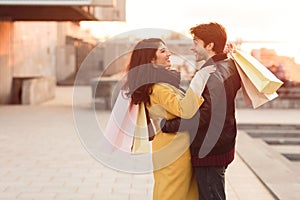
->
xmin=125 ymin=38 xmax=215 ymax=200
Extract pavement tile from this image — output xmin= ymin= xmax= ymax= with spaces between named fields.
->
xmin=3 ymin=86 xmax=298 ymax=199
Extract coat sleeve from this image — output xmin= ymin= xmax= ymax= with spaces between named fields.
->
xmin=151 ymin=84 xmax=204 ymax=119
xmin=160 ymin=115 xmax=199 ymax=133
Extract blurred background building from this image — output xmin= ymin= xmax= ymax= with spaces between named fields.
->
xmin=0 ymin=0 xmax=126 ymax=104
xmin=1 ymin=0 xmax=299 ymax=109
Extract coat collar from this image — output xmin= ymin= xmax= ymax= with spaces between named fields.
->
xmin=202 ymin=53 xmax=228 ymax=67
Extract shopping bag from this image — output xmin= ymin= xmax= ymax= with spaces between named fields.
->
xmin=103 ymin=90 xmax=138 ymax=153
xmin=131 ymin=102 xmax=151 ymax=154
xmin=232 ymin=49 xmax=283 ymax=94
xmin=235 ymin=61 xmax=278 ymax=108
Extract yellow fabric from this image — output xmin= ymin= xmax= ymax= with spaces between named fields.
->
xmin=147 ymin=83 xmax=203 ymax=200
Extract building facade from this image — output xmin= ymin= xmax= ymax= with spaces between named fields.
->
xmin=0 ymin=0 xmax=126 ymax=104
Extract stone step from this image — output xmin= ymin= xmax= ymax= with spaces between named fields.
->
xmin=247 ymin=131 xmax=300 ymax=138
xmin=238 ymin=123 xmax=300 ymax=130
xmin=263 ymin=137 xmax=300 ymax=145
xmin=236 ymin=131 xmax=300 ymax=199
xmin=283 ymin=153 xmax=300 ymax=161
xmin=270 ymin=145 xmax=300 ymax=154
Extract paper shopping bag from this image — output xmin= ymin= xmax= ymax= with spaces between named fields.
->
xmin=103 ymin=90 xmax=138 ymax=153
xmin=232 ymin=50 xmax=283 ymax=94
xmin=131 ymin=103 xmax=151 ymax=154
xmin=235 ymin=61 xmax=278 ymax=108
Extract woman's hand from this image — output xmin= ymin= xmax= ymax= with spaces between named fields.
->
xmin=189 ymin=65 xmax=216 ymax=97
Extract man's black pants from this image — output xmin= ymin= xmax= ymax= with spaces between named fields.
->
xmin=194 ymin=166 xmax=226 ymax=200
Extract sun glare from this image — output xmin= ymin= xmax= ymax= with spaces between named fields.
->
xmin=79 ymin=0 xmax=300 ymax=82
xmin=80 ymin=0 xmax=300 ymax=56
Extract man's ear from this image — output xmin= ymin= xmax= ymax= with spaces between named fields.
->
xmin=206 ymin=42 xmax=214 ymax=51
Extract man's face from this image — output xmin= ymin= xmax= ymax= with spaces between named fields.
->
xmin=190 ymin=37 xmax=210 ymax=62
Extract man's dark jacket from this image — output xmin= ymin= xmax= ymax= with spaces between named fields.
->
xmin=162 ymin=53 xmax=241 ymax=166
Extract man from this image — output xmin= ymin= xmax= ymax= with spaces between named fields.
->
xmin=161 ymin=22 xmax=241 ymax=200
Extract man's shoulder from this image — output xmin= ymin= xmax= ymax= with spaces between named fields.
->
xmin=217 ymin=58 xmax=238 ymax=75
xmin=216 ymin=57 xmax=233 ymax=66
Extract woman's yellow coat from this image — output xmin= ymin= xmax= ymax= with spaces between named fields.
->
xmin=147 ymin=83 xmax=203 ymax=200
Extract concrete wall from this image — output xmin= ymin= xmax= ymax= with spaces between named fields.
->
xmin=0 ymin=21 xmax=13 ymax=104
xmin=56 ymin=22 xmax=98 ymax=85
xmin=22 ymin=76 xmax=56 ymax=105
xmin=55 ymin=45 xmax=76 ymax=83
xmin=0 ymin=21 xmax=99 ymax=104
xmin=102 ymin=41 xmax=133 ymax=76
xmin=13 ymin=22 xmax=57 ymax=77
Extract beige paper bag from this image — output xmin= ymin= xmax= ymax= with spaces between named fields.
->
xmin=232 ymin=50 xmax=283 ymax=94
xmin=131 ymin=103 xmax=151 ymax=154
xmin=235 ymin=61 xmax=278 ymax=108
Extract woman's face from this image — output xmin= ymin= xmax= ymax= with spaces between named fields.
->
xmin=152 ymin=43 xmax=171 ymax=67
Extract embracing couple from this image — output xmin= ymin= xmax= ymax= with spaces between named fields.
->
xmin=123 ymin=22 xmax=241 ymax=200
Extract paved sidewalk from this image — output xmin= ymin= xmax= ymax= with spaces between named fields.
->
xmin=1 ymin=86 xmax=294 ymax=199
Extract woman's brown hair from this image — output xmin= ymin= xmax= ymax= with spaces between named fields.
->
xmin=126 ymin=38 xmax=165 ymax=105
